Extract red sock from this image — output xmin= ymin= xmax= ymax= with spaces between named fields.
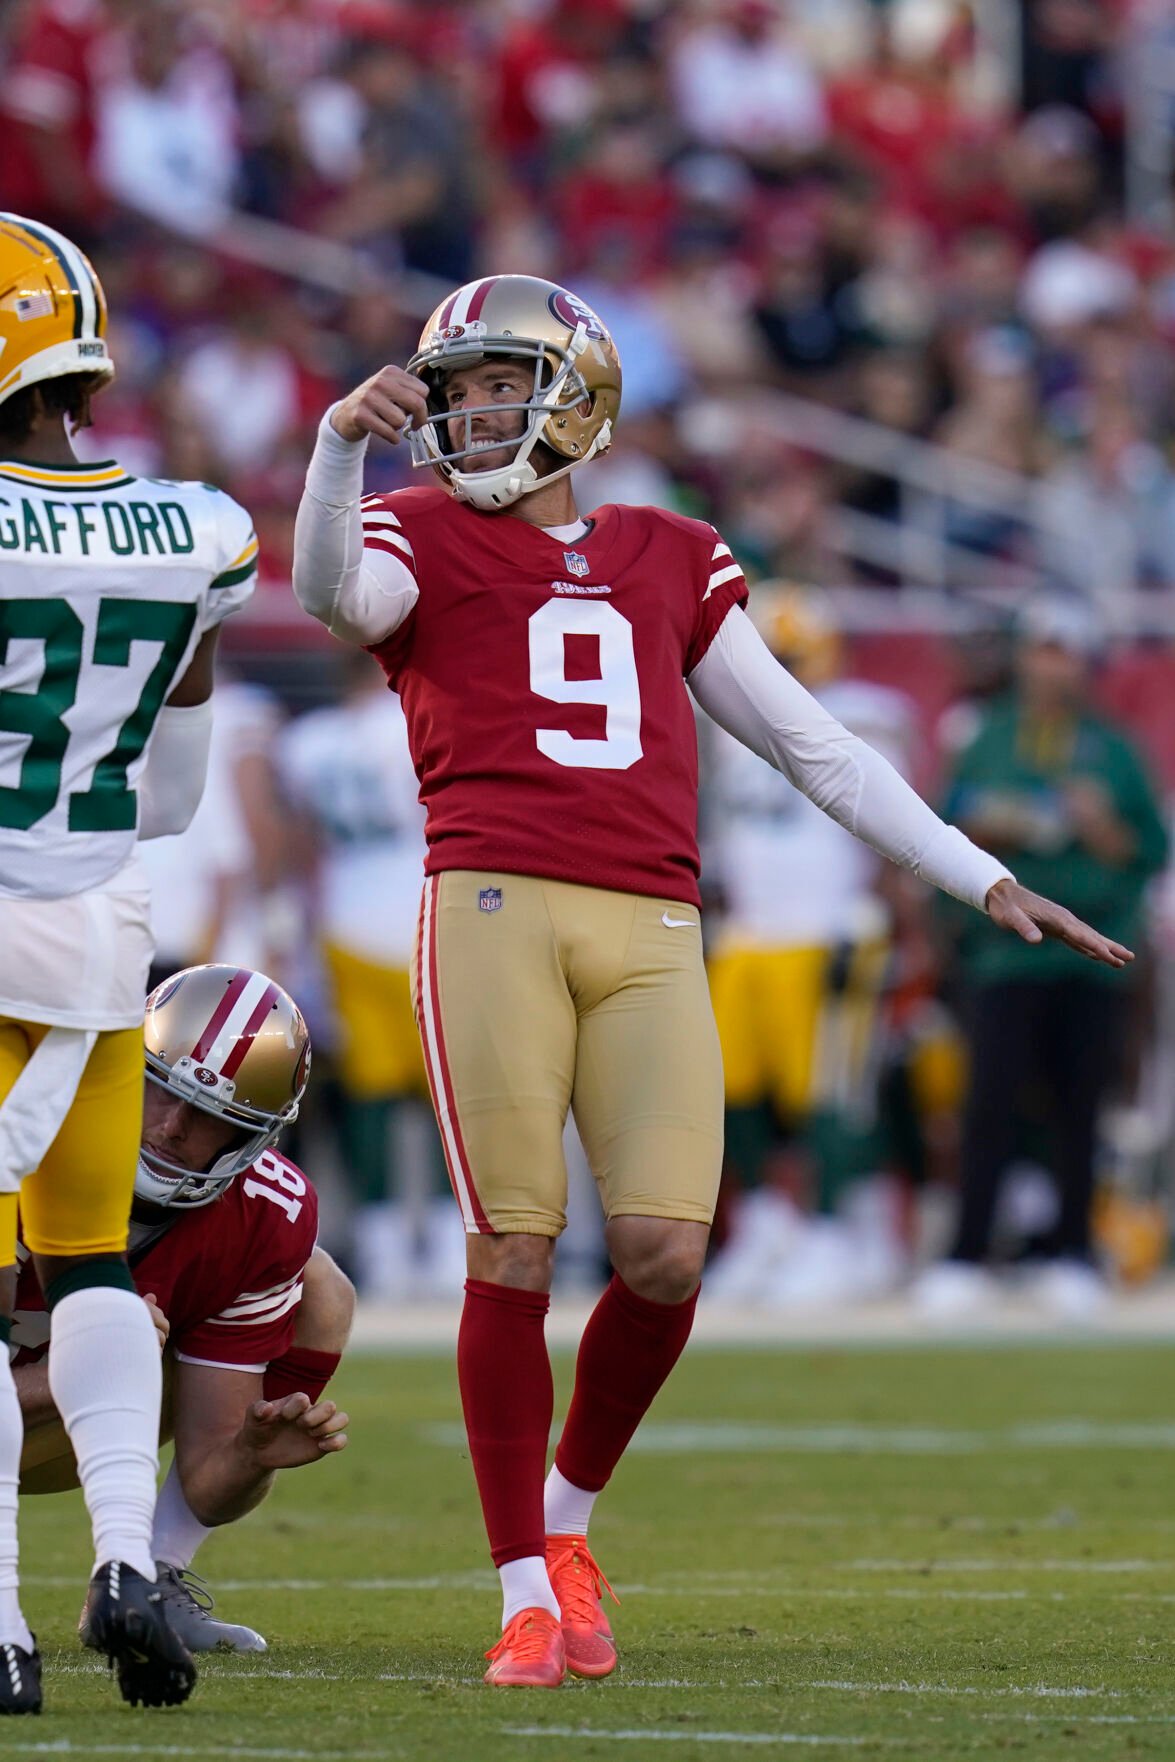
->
xmin=555 ymin=1273 xmax=698 ymax=1495
xmin=263 ymin=1346 xmax=341 ymax=1406
xmin=459 ymin=1278 xmax=553 ymax=1567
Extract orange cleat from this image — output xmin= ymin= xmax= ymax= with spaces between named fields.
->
xmin=483 ymin=1607 xmax=566 ymax=1688
xmin=545 ymin=1534 xmax=620 ymax=1679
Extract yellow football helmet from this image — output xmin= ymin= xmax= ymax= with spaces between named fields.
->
xmin=0 ymin=214 xmax=114 ymax=409
xmin=749 ymin=583 xmax=843 ymax=688
xmin=406 ymin=273 xmax=622 ymax=510
xmin=138 ymin=965 xmax=311 ymax=1210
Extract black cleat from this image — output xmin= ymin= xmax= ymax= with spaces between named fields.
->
xmin=0 ymin=1639 xmax=41 ymax=1715
xmin=80 ymin=1562 xmax=197 ymax=1708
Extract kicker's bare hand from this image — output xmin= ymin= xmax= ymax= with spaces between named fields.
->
xmin=985 ymin=878 xmax=1133 ymax=968
xmin=330 ymin=366 xmax=429 ymax=446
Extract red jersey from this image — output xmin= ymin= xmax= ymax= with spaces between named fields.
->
xmin=12 ymin=1150 xmax=317 ymax=1373
xmin=364 ymin=490 xmax=748 ymax=906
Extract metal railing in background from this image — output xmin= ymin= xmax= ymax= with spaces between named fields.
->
xmin=685 ymin=389 xmax=1064 ymax=597
xmin=1125 ymin=0 xmax=1175 ymax=228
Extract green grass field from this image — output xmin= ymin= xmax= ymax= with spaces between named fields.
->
xmin=6 ymin=1338 xmax=1175 ymax=1760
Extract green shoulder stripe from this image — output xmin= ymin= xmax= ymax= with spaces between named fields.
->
xmin=210 ymin=558 xmax=259 ymax=590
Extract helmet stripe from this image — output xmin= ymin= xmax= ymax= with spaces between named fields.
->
xmin=436 ymin=289 xmax=461 ymax=329
xmin=220 ymin=982 xmax=280 ymax=1080
xmin=49 ymin=227 xmax=99 ymax=337
xmin=463 ymin=277 xmax=497 ymax=325
xmin=5 ymin=216 xmax=83 ymax=339
xmin=190 ymin=968 xmax=253 ymax=1062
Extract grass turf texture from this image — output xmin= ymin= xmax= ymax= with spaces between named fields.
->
xmin=5 ymin=1341 xmax=1175 ymax=1760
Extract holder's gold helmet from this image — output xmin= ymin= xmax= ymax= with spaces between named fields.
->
xmin=406 ymin=274 xmax=621 ymax=511
xmin=138 ymin=965 xmax=311 ymax=1210
xmin=0 ymin=214 xmax=114 ymax=409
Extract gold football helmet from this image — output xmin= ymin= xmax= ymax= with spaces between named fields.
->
xmin=406 ymin=273 xmax=622 ymax=510
xmin=138 ymin=965 xmax=311 ymax=1210
xmin=0 ymin=214 xmax=114 ymax=408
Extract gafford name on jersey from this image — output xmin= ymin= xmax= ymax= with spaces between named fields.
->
xmin=361 ymin=490 xmax=748 ymax=907
xmin=11 ymin=1149 xmax=317 ymax=1373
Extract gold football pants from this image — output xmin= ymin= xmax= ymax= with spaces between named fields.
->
xmin=411 ymin=872 xmax=725 ymax=1236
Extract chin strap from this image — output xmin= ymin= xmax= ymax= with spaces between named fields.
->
xmin=452 ymin=420 xmax=613 ymax=511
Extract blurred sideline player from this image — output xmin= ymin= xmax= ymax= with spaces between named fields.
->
xmin=280 ymin=650 xmax=459 ymax=1297
xmin=140 ymin=676 xmax=293 ymax=990
xmin=0 ymin=215 xmax=258 ymax=1709
xmin=10 ymin=964 xmax=353 ymax=1654
xmin=292 ymin=273 xmax=1132 ymax=1689
xmin=707 ymin=586 xmax=914 ymax=1304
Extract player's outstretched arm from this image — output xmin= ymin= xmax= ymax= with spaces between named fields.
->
xmin=985 ymin=878 xmax=1133 ymax=968
xmin=292 ymin=370 xmax=428 ymax=646
xmin=689 ymin=608 xmax=1131 ymax=967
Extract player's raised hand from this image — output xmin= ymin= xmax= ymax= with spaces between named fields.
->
xmin=238 ymin=1391 xmax=350 ymax=1470
xmin=142 ymin=1293 xmax=170 ymax=1352
xmin=330 ymin=366 xmax=430 ymax=446
xmin=985 ymin=878 xmax=1133 ymax=968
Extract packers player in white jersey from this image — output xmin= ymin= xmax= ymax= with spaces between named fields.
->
xmin=0 ymin=215 xmax=258 ymax=1713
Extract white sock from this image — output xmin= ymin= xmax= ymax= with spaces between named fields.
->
xmin=48 ymin=1287 xmax=160 ymax=1583
xmin=0 ymin=1352 xmax=32 ymax=1652
xmin=151 ymin=1458 xmax=211 ymax=1571
xmin=499 ymin=1555 xmax=559 ymax=1628
xmin=544 ymin=1464 xmax=598 ymax=1538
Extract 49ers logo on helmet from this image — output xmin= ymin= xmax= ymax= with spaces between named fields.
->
xmin=193 ymin=1066 xmax=220 ymax=1088
xmin=547 ymin=288 xmax=607 ymax=340
xmin=431 ymin=319 xmax=487 ymax=348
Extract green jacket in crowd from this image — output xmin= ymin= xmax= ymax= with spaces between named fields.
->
xmin=942 ymin=697 xmax=1169 ymax=987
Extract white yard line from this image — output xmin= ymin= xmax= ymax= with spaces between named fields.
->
xmin=981 ymin=1715 xmax=1175 ymax=1727
xmin=33 ymin=1574 xmax=1166 ymax=1606
xmin=422 ymin=1419 xmax=1175 ymax=1455
xmin=0 ymin=1748 xmax=385 ymax=1760
xmin=848 ymin=1559 xmax=1145 ymax=1575
xmin=807 ymin=1681 xmax=1120 ymax=1698
xmin=504 ymin=1731 xmax=868 ymax=1748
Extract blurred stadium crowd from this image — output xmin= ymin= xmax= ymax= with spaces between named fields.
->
xmin=5 ymin=0 xmax=1175 ymax=1316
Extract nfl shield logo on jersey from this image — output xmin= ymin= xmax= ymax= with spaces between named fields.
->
xmin=479 ymin=887 xmax=503 ymax=913
xmin=563 ymin=551 xmax=589 ymax=578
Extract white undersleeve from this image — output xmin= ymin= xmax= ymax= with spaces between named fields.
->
xmin=688 ymin=607 xmax=1012 ymax=913
xmin=293 ymin=408 xmax=418 ymax=646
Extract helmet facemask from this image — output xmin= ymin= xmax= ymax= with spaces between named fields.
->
xmin=135 ymin=1054 xmax=297 ymax=1212
xmin=407 ymin=327 xmax=611 ymax=511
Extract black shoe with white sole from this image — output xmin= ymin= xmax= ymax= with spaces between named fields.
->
xmin=0 ymin=1640 xmax=41 ymax=1715
xmin=80 ymin=1562 xmax=196 ymax=1708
